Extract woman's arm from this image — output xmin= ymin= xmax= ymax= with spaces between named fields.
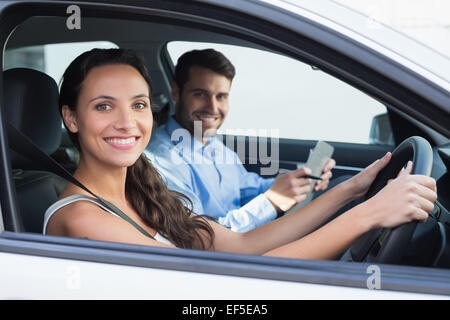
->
xmin=263 ymin=163 xmax=437 ymax=259
xmin=210 ymin=156 xmax=437 ymax=259
xmin=210 ymin=179 xmax=356 ymax=255
xmin=209 ymin=153 xmax=389 ymax=254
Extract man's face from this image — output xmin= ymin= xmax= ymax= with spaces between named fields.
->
xmin=173 ymin=66 xmax=231 ymax=142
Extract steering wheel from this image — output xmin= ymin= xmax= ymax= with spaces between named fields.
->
xmin=350 ymin=136 xmax=433 ymax=264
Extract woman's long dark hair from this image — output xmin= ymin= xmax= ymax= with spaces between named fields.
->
xmin=59 ymin=48 xmax=214 ymax=249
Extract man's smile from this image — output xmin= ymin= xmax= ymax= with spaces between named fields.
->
xmin=193 ymin=113 xmax=220 ymax=125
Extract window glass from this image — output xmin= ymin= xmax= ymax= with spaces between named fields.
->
xmin=167 ymin=41 xmax=392 ymax=144
xmin=4 ymin=41 xmax=118 ymax=84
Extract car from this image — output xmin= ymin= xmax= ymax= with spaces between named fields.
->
xmin=0 ymin=0 xmax=449 ymax=301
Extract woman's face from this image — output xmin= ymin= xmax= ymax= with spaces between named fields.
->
xmin=62 ymin=64 xmax=153 ymax=169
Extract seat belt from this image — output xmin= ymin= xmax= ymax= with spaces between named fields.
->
xmin=6 ymin=122 xmax=155 ymax=240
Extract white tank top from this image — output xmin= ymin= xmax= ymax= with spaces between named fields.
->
xmin=43 ymin=194 xmax=175 ymax=247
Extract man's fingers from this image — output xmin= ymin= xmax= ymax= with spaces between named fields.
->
xmin=295 ymin=178 xmax=312 ymax=187
xmin=294 ymin=194 xmax=307 ymax=203
xmin=323 ymin=158 xmax=336 ymax=172
xmin=315 ymin=180 xmax=330 ymax=191
xmin=291 ymin=166 xmax=312 ymax=178
xmin=320 ymin=170 xmax=332 ymax=181
xmin=293 ymin=185 xmax=311 ymax=197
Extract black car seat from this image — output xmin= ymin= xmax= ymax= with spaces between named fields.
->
xmin=4 ymin=68 xmax=68 ymax=233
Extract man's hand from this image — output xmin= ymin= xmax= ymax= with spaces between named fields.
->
xmin=265 ymin=158 xmax=336 ymax=212
xmin=313 ymin=158 xmax=336 ymax=192
xmin=265 ymin=167 xmax=312 ymax=212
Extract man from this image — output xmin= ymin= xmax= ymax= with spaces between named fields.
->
xmin=147 ymin=49 xmax=335 ymax=232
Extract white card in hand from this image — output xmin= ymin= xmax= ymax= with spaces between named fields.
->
xmin=301 ymin=141 xmax=334 ymax=204
xmin=286 ymin=141 xmax=334 ymax=213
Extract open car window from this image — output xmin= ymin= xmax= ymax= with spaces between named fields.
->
xmin=167 ymin=41 xmax=394 ymax=145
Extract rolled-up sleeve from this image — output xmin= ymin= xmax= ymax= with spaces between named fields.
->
xmin=218 ymin=193 xmax=277 ymax=232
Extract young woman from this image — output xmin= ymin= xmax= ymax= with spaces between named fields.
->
xmin=44 ymin=48 xmax=437 ymax=260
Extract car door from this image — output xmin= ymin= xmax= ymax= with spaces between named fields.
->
xmin=0 ymin=0 xmax=449 ymax=300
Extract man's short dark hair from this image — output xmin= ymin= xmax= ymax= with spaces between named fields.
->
xmin=174 ymin=49 xmax=235 ymax=92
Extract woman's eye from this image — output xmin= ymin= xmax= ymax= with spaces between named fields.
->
xmin=133 ymin=102 xmax=147 ymax=110
xmin=95 ymin=103 xmax=112 ymax=111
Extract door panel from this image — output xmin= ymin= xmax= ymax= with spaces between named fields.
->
xmin=222 ymin=135 xmax=393 ymax=179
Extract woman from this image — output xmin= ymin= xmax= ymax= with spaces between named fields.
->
xmin=44 ymin=48 xmax=437 ymax=259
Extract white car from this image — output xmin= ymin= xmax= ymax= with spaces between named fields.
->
xmin=0 ymin=0 xmax=449 ymax=302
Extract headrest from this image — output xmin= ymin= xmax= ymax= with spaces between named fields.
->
xmin=4 ymin=68 xmax=61 ymax=168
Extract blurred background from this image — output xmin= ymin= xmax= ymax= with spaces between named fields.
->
xmin=334 ymin=0 xmax=450 ymax=58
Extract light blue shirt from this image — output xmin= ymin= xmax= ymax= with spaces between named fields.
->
xmin=146 ymin=116 xmax=277 ymax=232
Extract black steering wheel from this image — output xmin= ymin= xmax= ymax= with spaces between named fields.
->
xmin=350 ymin=136 xmax=433 ymax=264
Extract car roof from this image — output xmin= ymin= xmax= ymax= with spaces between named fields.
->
xmin=202 ymin=0 xmax=450 ymax=92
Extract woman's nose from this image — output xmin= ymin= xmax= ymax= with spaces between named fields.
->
xmin=114 ymin=107 xmax=136 ymax=130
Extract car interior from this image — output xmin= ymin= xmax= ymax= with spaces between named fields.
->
xmin=2 ymin=12 xmax=450 ymax=269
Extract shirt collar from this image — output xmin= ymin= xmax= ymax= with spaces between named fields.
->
xmin=165 ymin=115 xmax=183 ymax=138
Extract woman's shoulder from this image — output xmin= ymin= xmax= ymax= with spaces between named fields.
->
xmin=43 ymin=194 xmax=110 ymax=235
xmin=44 ymin=193 xmax=173 ymax=248
xmin=48 ymin=194 xmax=103 ymax=216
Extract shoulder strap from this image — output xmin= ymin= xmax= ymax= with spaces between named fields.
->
xmin=6 ymin=122 xmax=155 ymax=240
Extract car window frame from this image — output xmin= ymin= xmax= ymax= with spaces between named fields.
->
xmin=0 ymin=0 xmax=449 ymax=297
xmin=163 ymin=40 xmax=393 ymax=145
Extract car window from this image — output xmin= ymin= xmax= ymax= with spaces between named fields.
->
xmin=4 ymin=41 xmax=118 ymax=84
xmin=167 ymin=41 xmax=393 ymax=145
xmin=0 ymin=5 xmax=448 ymax=300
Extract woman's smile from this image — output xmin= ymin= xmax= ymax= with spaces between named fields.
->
xmin=104 ymin=135 xmax=140 ymax=149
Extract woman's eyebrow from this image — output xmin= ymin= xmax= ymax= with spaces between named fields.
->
xmin=132 ymin=94 xmax=150 ymax=99
xmin=88 ymin=95 xmax=116 ymax=103
xmin=88 ymin=94 xmax=149 ymax=103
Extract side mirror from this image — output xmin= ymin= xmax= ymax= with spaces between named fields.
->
xmin=369 ymin=113 xmax=394 ymax=145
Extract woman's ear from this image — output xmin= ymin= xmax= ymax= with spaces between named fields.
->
xmin=61 ymin=105 xmax=79 ymax=133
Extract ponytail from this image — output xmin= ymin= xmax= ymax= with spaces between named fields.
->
xmin=126 ymin=155 xmax=214 ymax=249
